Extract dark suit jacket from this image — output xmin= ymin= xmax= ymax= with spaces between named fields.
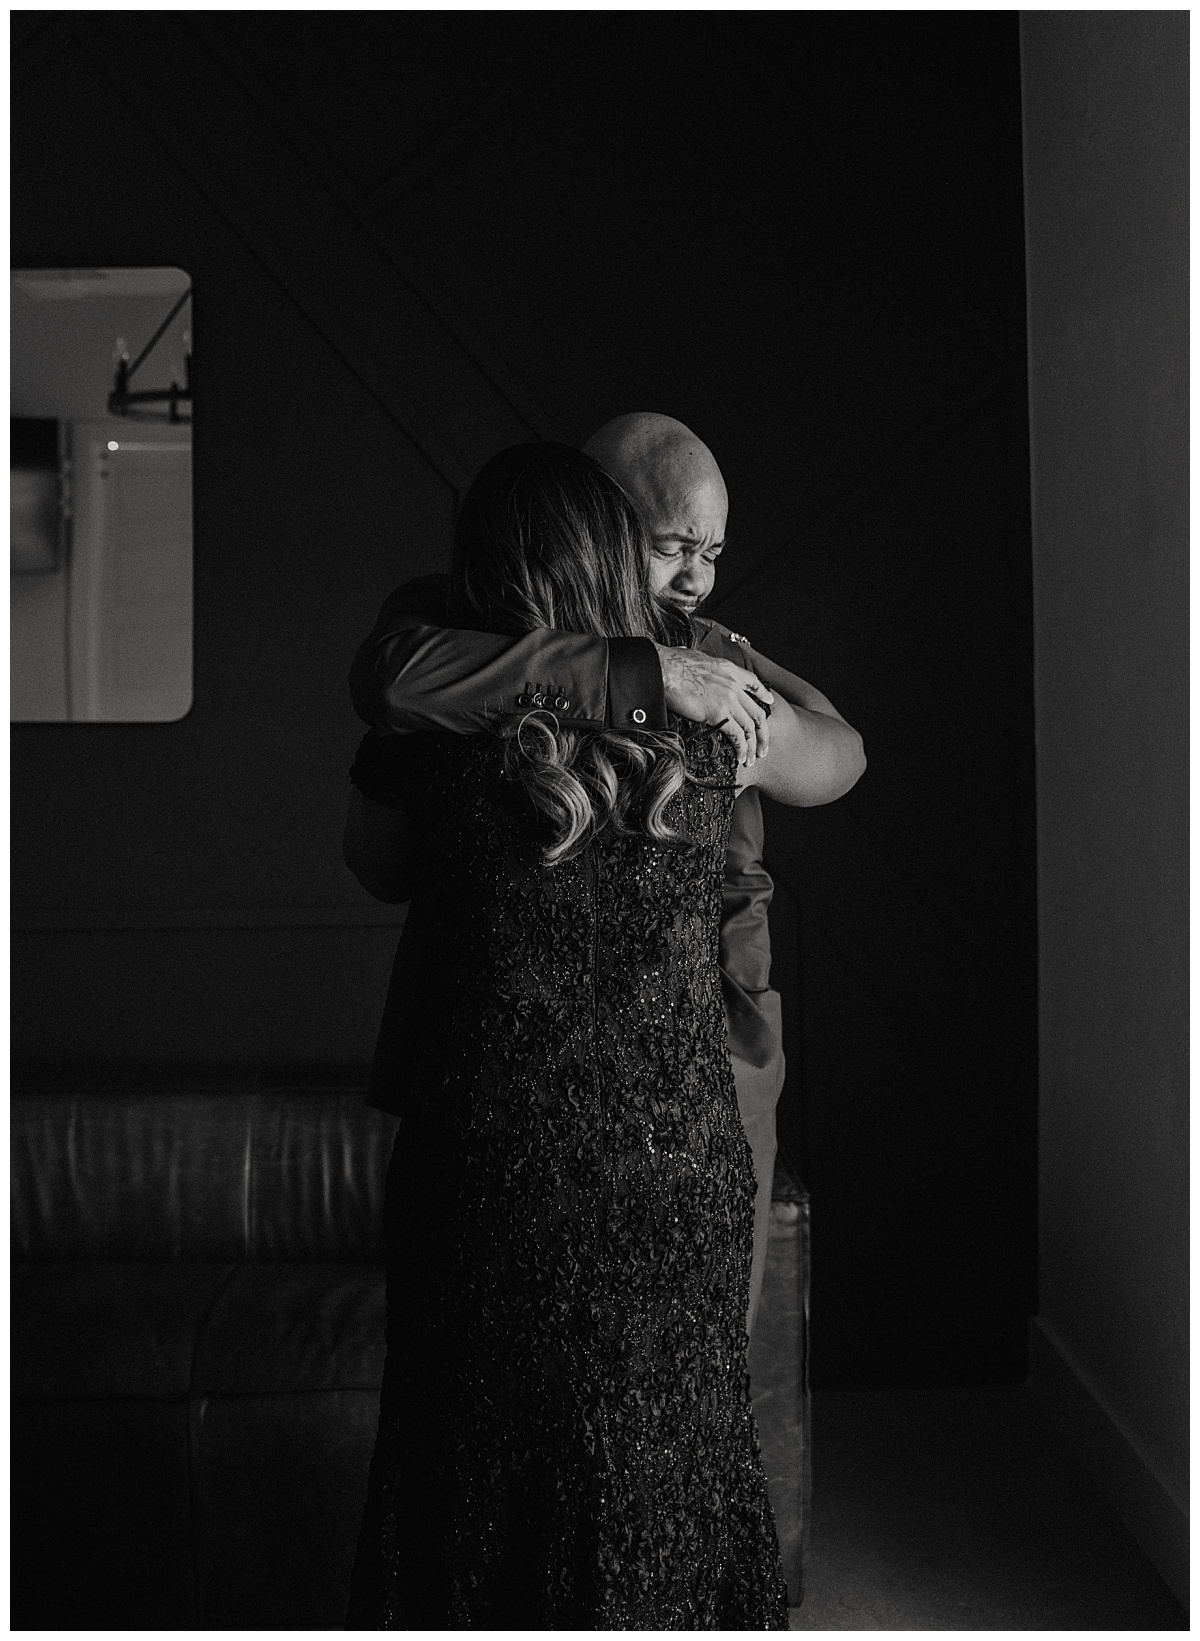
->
xmin=350 ymin=575 xmax=669 ymax=735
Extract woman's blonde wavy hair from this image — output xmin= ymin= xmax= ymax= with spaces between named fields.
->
xmin=450 ymin=443 xmax=694 ymax=866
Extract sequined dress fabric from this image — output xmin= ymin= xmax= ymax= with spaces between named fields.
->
xmin=347 ymin=728 xmax=789 ymax=1629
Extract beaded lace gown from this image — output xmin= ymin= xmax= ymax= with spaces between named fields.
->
xmin=347 ymin=726 xmax=789 ymax=1630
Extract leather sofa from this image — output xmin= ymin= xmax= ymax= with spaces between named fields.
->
xmin=11 ymin=1069 xmax=809 ymax=1628
xmin=11 ymin=1072 xmax=395 ymax=1629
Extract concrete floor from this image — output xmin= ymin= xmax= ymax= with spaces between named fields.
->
xmin=788 ymin=1385 xmax=1186 ymax=1631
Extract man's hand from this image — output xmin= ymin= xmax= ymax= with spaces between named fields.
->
xmin=653 ymin=643 xmax=774 ymax=765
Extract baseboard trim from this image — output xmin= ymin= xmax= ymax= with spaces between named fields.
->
xmin=1029 ymin=1316 xmax=1189 ymax=1610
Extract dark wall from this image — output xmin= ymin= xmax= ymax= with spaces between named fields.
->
xmin=1023 ymin=10 xmax=1188 ymax=1578
xmin=11 ymin=12 xmax=1036 ymax=1386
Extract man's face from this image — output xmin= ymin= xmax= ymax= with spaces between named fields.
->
xmin=643 ymin=470 xmax=729 ymax=618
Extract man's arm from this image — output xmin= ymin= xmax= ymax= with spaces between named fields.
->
xmin=350 ymin=577 xmax=775 ymax=762
xmin=744 ymin=641 xmax=865 ymax=803
xmin=695 ymin=621 xmax=865 ymax=805
xmin=742 ymin=643 xmax=850 ymax=725
xmin=735 ymin=694 xmax=864 ymax=806
xmin=350 ymin=576 xmax=667 ymax=736
xmin=343 ymin=788 xmax=415 ymax=903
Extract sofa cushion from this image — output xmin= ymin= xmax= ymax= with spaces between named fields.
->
xmin=240 ymin=1095 xmax=395 ymax=1261
xmin=11 ymin=1260 xmax=235 ymax=1400
xmin=12 ymin=1092 xmax=249 ymax=1260
xmin=191 ymin=1262 xmax=386 ymax=1395
xmin=13 ymin=1259 xmax=386 ymax=1400
xmin=12 ymin=1086 xmax=397 ymax=1261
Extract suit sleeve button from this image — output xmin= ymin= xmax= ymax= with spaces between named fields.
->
xmin=631 ymin=708 xmax=647 ymax=725
xmin=532 ymin=693 xmax=546 ymax=706
xmin=516 ymin=694 xmax=532 ymax=707
xmin=554 ymin=696 xmax=569 ymax=710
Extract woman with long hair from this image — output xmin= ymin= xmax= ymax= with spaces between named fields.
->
xmin=346 ymin=443 xmax=790 ymax=1629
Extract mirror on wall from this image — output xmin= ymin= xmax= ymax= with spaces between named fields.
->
xmin=11 ymin=267 xmax=193 ymax=722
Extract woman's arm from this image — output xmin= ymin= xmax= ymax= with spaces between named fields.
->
xmin=342 ymin=787 xmax=416 ymax=903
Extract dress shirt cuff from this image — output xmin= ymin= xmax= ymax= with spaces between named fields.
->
xmin=606 ymin=637 xmax=668 ymax=731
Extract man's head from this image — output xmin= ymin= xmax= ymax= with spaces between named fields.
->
xmin=584 ymin=413 xmax=728 ymax=619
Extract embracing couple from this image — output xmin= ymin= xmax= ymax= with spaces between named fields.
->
xmin=343 ymin=413 xmax=865 ymax=1629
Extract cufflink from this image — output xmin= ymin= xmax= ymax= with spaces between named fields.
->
xmin=729 ymin=631 xmax=750 ymax=645
xmin=631 ymin=708 xmax=647 ymax=725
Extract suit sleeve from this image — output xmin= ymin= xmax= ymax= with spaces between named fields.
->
xmin=350 ymin=576 xmax=667 ymax=733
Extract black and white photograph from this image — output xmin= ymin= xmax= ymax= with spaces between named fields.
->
xmin=9 ymin=7 xmax=1188 ymax=1632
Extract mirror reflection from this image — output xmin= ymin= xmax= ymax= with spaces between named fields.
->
xmin=11 ymin=267 xmax=193 ymax=722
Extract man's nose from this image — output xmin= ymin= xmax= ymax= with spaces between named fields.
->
xmin=673 ymin=557 xmax=706 ymax=590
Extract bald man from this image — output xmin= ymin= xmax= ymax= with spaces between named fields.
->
xmin=346 ymin=416 xmax=865 ymax=1336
